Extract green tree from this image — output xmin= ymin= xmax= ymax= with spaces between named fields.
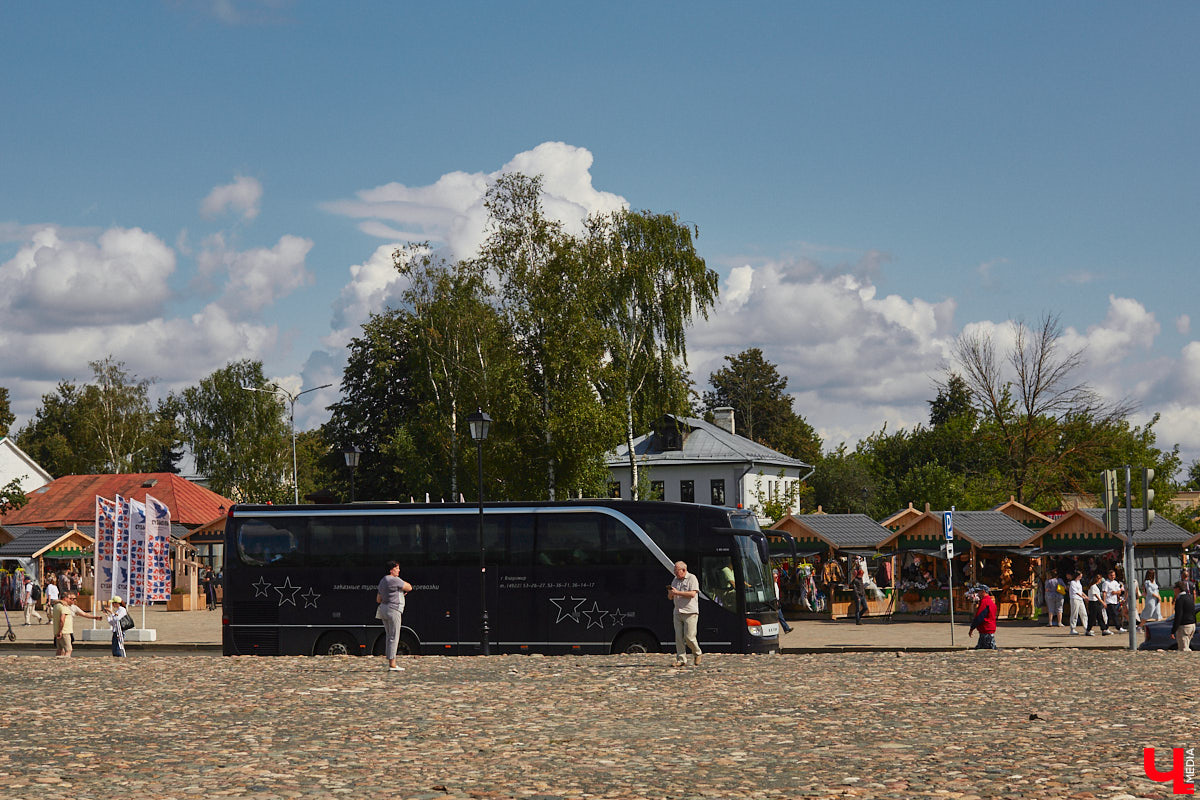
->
xmin=176 ymin=360 xmax=291 ymax=503
xmin=79 ymin=356 xmax=158 ymax=473
xmin=0 ymin=387 xmax=14 ymax=438
xmin=952 ymin=312 xmax=1134 ymax=505
xmin=478 ymin=173 xmax=612 ymax=500
xmin=810 ymin=445 xmax=875 ymax=514
xmin=586 ymin=208 xmax=719 ymax=499
xmin=16 ymin=381 xmax=99 ymax=475
xmin=704 ymin=348 xmax=822 ymax=463
xmin=0 ymin=477 xmax=27 ymax=514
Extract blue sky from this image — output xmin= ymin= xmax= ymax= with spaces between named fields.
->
xmin=3 ymin=3 xmax=1199 ymax=474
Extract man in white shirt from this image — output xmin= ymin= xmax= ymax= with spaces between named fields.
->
xmin=44 ymin=578 xmax=59 ymax=622
xmin=1102 ymin=569 xmax=1126 ymax=633
xmin=667 ymin=561 xmax=702 ymax=668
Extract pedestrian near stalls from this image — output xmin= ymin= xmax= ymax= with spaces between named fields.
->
xmin=850 ymin=565 xmax=868 ymax=625
xmin=21 ymin=577 xmax=44 ymax=626
xmin=1171 ymin=582 xmax=1196 ymax=652
xmin=967 ymin=585 xmax=998 ymax=650
xmin=1102 ymin=569 xmax=1126 ymax=633
xmin=52 ymin=590 xmax=100 ymax=657
xmin=44 ymin=577 xmax=59 ymax=621
xmin=1086 ymin=573 xmax=1109 ymax=636
xmin=104 ymin=596 xmax=130 ymax=657
xmin=1044 ymin=573 xmax=1064 ymax=627
xmin=1066 ymin=571 xmax=1087 ymax=634
xmin=1142 ymin=569 xmax=1163 ymax=623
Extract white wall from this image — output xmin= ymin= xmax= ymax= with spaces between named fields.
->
xmin=0 ymin=438 xmax=51 ymax=492
xmin=606 ymin=461 xmax=807 ymax=519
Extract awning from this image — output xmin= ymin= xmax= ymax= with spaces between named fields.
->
xmin=43 ymin=548 xmax=91 ymax=559
xmin=1034 ymin=547 xmax=1117 ymax=557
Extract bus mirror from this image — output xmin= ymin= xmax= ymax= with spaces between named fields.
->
xmin=752 ymin=534 xmax=770 ymax=563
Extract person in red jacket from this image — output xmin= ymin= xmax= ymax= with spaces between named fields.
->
xmin=967 ymin=585 xmax=998 ymax=650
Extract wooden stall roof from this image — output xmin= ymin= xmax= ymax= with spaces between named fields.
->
xmin=879 ymin=510 xmax=1036 ymax=551
xmin=992 ymin=497 xmax=1053 ymax=530
xmin=1024 ymin=508 xmax=1194 ymax=550
xmin=880 ymin=502 xmax=927 ymax=532
xmin=773 ymin=513 xmax=891 ymax=551
xmin=0 ymin=526 xmax=94 ymax=559
xmin=183 ymin=513 xmax=228 ymax=544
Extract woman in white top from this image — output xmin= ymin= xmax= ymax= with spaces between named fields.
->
xmin=1142 ymin=569 xmax=1162 ymax=622
xmin=104 ymin=596 xmax=129 ymax=657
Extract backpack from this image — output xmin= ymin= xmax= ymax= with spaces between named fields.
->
xmin=31 ymin=583 xmax=41 ymax=602
xmin=119 ymin=611 xmax=135 ymax=631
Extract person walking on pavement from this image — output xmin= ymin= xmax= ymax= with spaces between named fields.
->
xmin=44 ymin=576 xmax=59 ymax=622
xmin=1066 ymin=571 xmax=1087 ymax=634
xmin=1171 ymin=581 xmax=1196 ymax=652
xmin=21 ymin=576 xmax=44 ymax=626
xmin=201 ymin=566 xmax=217 ymax=610
xmin=1044 ymin=572 xmax=1064 ymax=627
xmin=1086 ymin=573 xmax=1109 ymax=636
xmin=376 ymin=560 xmax=412 ymax=672
xmin=52 ymin=590 xmax=100 ymax=657
xmin=1142 ymin=569 xmax=1163 ymax=623
xmin=1103 ymin=569 xmax=1126 ymax=633
xmin=668 ymin=561 xmax=702 ymax=667
xmin=850 ymin=565 xmax=868 ymax=625
xmin=967 ymin=585 xmax=998 ymax=649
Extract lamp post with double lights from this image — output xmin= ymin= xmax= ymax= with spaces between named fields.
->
xmin=241 ymin=382 xmax=332 ymax=504
xmin=342 ymin=445 xmax=362 ymax=503
xmin=467 ymin=408 xmax=492 ymax=655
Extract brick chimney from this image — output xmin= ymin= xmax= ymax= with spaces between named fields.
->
xmin=713 ymin=407 xmax=735 ymax=435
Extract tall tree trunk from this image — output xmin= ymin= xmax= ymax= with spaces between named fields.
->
xmin=625 ymin=393 xmax=638 ymax=500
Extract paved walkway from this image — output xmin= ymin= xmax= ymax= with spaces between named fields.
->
xmin=0 ymin=647 xmax=1191 ymax=798
xmin=1 ymin=607 xmax=1145 ymax=651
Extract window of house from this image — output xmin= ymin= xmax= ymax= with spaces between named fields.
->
xmin=607 ymin=481 xmax=622 ymax=499
xmin=711 ymin=479 xmax=726 ymax=506
xmin=650 ymin=480 xmax=665 ymax=501
xmin=680 ymin=479 xmax=694 ymax=503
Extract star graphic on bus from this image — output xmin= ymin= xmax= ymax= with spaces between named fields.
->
xmin=275 ymin=576 xmax=301 ymax=606
xmin=581 ymin=602 xmax=610 ymax=629
xmin=252 ymin=577 xmax=272 ymax=597
xmin=609 ymin=608 xmax=631 ymax=627
xmin=300 ymin=588 xmax=321 ymax=608
xmin=549 ymin=596 xmax=587 ymax=623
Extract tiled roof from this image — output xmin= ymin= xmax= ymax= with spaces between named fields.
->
xmin=606 ymin=415 xmax=811 ymax=469
xmin=0 ymin=527 xmax=90 ymax=558
xmin=0 ymin=473 xmax=232 ymax=528
xmin=791 ymin=513 xmax=891 ymax=549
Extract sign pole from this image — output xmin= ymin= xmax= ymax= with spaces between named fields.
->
xmin=1124 ymin=466 xmax=1137 ymax=652
xmin=945 ymin=507 xmax=955 ymax=646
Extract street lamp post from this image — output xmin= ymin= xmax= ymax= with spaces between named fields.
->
xmin=242 ymin=382 xmax=332 ymax=504
xmin=342 ymin=445 xmax=361 ymax=503
xmin=467 ymin=408 xmax=492 ymax=656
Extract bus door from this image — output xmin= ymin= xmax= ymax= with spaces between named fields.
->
xmin=698 ymin=545 xmax=739 ymax=646
xmin=489 ymin=514 xmax=539 ymax=655
xmin=424 ymin=516 xmax=476 ymax=655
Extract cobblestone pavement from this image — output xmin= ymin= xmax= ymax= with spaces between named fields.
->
xmin=2 ymin=649 xmax=1196 ymax=799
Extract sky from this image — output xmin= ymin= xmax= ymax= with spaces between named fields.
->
xmin=2 ymin=3 xmax=1199 ymax=476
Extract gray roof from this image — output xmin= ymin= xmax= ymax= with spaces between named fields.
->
xmin=793 ymin=513 xmax=891 ymax=549
xmin=944 ymin=510 xmax=1039 ymax=547
xmin=0 ymin=523 xmax=190 ymax=559
xmin=0 ymin=527 xmax=85 ymax=558
xmin=606 ymin=415 xmax=811 ymax=469
xmin=1076 ymin=509 xmax=1193 ymax=544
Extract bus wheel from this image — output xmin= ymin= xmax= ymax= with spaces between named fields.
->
xmin=314 ymin=632 xmax=359 ymax=656
xmin=373 ymin=631 xmax=420 ymax=656
xmin=612 ymin=631 xmax=659 ymax=654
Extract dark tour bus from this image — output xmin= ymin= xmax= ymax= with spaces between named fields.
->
xmin=221 ymin=500 xmax=781 ymax=657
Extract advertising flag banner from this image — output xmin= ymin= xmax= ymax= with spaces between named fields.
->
xmin=94 ymin=496 xmax=118 ymax=601
xmin=144 ymin=494 xmax=172 ymax=602
xmin=127 ymin=498 xmax=148 ymax=606
xmin=113 ymin=494 xmax=131 ymax=603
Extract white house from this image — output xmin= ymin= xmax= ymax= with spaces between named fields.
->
xmin=604 ymin=408 xmax=814 ymax=520
xmin=0 ymin=436 xmax=52 ymax=493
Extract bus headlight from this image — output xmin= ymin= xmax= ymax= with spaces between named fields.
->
xmin=747 ymin=620 xmax=780 ymax=637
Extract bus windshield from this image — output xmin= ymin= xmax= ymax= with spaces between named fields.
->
xmin=734 ymin=534 xmax=776 ymax=613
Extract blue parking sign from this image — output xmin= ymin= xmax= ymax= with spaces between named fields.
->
xmin=943 ymin=509 xmax=954 ymax=540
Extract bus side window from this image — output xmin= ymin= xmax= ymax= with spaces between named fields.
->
xmin=605 ymin=520 xmax=657 ymax=566
xmin=309 ymin=519 xmax=365 ymax=567
xmin=238 ymin=520 xmax=302 ymax=567
xmin=537 ymin=515 xmax=600 ymax=566
xmin=367 ymin=518 xmax=426 ymax=561
xmin=508 ymin=515 xmax=534 ymax=567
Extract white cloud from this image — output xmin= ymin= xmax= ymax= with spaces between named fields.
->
xmin=200 ymin=175 xmax=263 ymax=222
xmin=197 ymin=233 xmax=314 ymax=317
xmin=1177 ymin=314 xmax=1190 ymax=335
xmin=686 ymin=256 xmax=957 ymax=449
xmin=323 ymin=243 xmax=411 ymax=351
xmin=324 ymin=142 xmax=628 ymax=261
xmin=0 ymin=225 xmax=174 ymax=328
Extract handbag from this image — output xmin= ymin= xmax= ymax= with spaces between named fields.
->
xmin=375 ymin=604 xmax=388 ymax=620
xmin=1056 ymin=583 xmax=1066 ymax=595
xmin=119 ymin=612 xmax=135 ymax=631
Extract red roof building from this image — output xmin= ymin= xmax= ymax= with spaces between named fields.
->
xmin=0 ymin=473 xmax=232 ymax=528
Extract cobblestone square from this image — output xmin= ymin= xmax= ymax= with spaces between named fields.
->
xmin=2 ymin=649 xmax=1195 ymax=799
